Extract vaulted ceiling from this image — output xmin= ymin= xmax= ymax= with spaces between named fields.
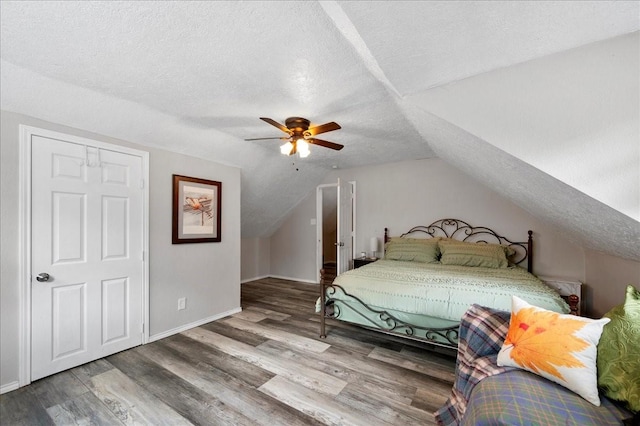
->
xmin=1 ymin=1 xmax=638 ymax=260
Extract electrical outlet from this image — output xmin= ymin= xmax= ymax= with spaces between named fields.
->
xmin=178 ymin=297 xmax=186 ymax=310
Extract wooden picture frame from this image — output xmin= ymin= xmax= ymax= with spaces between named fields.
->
xmin=172 ymin=174 xmax=221 ymax=244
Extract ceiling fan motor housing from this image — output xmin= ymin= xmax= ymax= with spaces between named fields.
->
xmin=285 ymin=117 xmax=311 ymax=138
xmin=247 ymin=116 xmax=343 ymax=152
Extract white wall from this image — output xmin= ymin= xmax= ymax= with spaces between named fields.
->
xmin=241 ymin=237 xmax=271 ymax=283
xmin=285 ymin=159 xmax=585 ymax=276
xmin=268 ymin=159 xmax=584 ymax=281
xmin=0 ymin=111 xmax=241 ymax=390
xmin=148 ymin=147 xmax=241 ymax=337
xmin=0 ymin=113 xmax=21 ymax=390
xmin=584 ymin=249 xmax=640 ymax=318
xmin=269 ymin=189 xmax=319 ymax=284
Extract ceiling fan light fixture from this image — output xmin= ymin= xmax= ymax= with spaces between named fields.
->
xmin=280 ymin=141 xmax=294 ymax=155
xmin=297 ymin=139 xmax=310 ymax=158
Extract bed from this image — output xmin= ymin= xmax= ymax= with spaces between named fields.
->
xmin=318 ymin=218 xmax=580 ymax=349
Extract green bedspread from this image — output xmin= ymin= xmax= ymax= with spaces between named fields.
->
xmin=328 ymin=260 xmax=569 ymax=322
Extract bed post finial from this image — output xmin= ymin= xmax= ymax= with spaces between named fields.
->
xmin=527 ymin=230 xmax=533 ymax=274
xmin=568 ymin=294 xmax=580 ymax=316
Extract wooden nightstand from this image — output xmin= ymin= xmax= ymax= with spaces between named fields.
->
xmin=540 ymin=276 xmax=583 ymax=316
xmin=353 ymin=257 xmax=378 ymax=269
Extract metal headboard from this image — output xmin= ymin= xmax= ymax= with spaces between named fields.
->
xmin=384 ymin=218 xmax=533 ymax=272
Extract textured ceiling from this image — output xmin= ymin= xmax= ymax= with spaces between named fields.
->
xmin=1 ymin=1 xmax=638 ymax=259
xmin=401 ymin=102 xmax=640 ymax=261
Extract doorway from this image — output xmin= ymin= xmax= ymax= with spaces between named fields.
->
xmin=19 ymin=126 xmax=150 ymax=385
xmin=316 ymin=180 xmax=356 ymax=283
xmin=319 ymin=185 xmax=338 ymax=281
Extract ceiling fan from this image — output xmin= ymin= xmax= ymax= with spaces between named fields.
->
xmin=245 ymin=117 xmax=343 ymax=157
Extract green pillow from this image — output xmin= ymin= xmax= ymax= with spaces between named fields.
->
xmin=438 ymin=239 xmax=511 ymax=268
xmin=597 ymin=285 xmax=640 ymax=412
xmin=384 ymin=237 xmax=440 ymax=263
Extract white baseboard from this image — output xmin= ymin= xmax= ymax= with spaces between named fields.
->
xmin=241 ymin=274 xmax=270 ymax=284
xmin=268 ymin=275 xmax=318 ymax=285
xmin=1 ymin=381 xmax=20 ymax=395
xmin=148 ymin=307 xmax=242 ymax=343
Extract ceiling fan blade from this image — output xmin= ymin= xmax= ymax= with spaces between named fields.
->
xmin=307 ymin=138 xmax=344 ymax=151
xmin=306 ymin=121 xmax=341 ymax=136
xmin=260 ymin=117 xmax=291 ymax=134
xmin=244 ymin=136 xmax=290 ymax=141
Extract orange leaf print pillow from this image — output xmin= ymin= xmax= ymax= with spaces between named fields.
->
xmin=497 ymin=296 xmax=610 ymax=406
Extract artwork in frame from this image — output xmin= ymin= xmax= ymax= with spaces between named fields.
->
xmin=172 ymin=174 xmax=222 ymax=244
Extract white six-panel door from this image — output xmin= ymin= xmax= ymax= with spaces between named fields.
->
xmin=30 ymin=135 xmax=144 ymax=381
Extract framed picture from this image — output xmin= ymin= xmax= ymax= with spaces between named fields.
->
xmin=172 ymin=174 xmax=221 ymax=244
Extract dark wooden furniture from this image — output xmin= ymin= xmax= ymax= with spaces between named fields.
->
xmin=353 ymin=257 xmax=377 ymax=269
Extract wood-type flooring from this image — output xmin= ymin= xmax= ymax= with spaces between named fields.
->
xmin=0 ymin=277 xmax=456 ymax=425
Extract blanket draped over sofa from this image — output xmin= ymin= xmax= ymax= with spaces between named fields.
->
xmin=435 ymin=304 xmax=633 ymax=426
xmin=434 ymin=304 xmax=513 ymax=425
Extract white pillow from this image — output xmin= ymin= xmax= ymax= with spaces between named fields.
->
xmin=497 ymin=296 xmax=610 ymax=406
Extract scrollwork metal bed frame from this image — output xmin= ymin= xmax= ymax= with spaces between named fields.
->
xmin=319 ymin=218 xmax=580 ymax=349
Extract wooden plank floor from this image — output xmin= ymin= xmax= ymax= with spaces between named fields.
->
xmin=0 ymin=278 xmax=456 ymax=425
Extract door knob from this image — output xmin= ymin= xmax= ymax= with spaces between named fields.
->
xmin=36 ymin=273 xmax=50 ymax=282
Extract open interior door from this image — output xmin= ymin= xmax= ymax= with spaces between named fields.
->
xmin=336 ymin=178 xmax=353 ymax=275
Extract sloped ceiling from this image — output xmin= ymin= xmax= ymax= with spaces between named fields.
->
xmin=1 ymin=1 xmax=638 ymax=260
